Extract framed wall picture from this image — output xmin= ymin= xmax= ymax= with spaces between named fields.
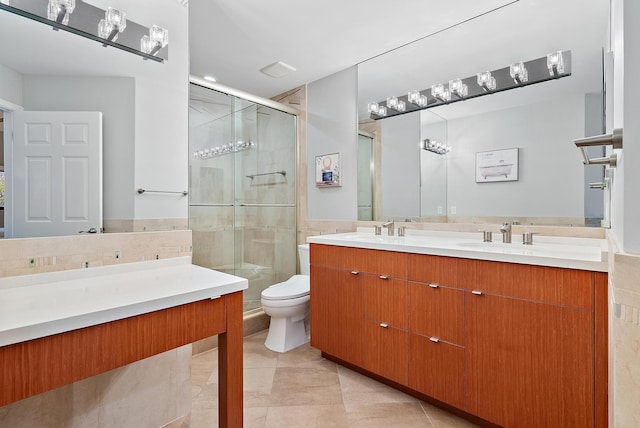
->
xmin=315 ymin=152 xmax=341 ymax=187
xmin=475 ymin=148 xmax=519 ymax=182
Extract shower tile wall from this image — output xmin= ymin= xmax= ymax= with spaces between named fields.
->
xmin=189 ymin=85 xmax=296 ymax=312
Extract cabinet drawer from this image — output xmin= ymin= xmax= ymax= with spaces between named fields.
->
xmin=310 ymin=244 xmax=407 ymax=277
xmin=408 ymin=254 xmax=475 ymax=288
xmin=474 ymin=260 xmax=594 ymax=308
xmin=364 ymin=275 xmax=407 ymax=329
xmin=363 ymin=321 xmax=408 ymax=385
xmin=409 ymin=282 xmax=464 ymax=345
xmin=409 ymin=333 xmax=464 ymax=409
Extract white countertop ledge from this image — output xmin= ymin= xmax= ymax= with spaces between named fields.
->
xmin=307 ymin=228 xmax=608 ymax=273
xmin=0 ymin=257 xmax=248 ymax=347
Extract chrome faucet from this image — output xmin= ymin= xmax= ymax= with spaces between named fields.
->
xmin=381 ymin=220 xmax=395 ymax=236
xmin=500 ymin=222 xmax=512 ymax=243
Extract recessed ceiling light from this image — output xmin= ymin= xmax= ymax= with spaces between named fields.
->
xmin=259 ymin=61 xmax=296 ymax=78
xmin=203 ymin=75 xmax=217 ymax=82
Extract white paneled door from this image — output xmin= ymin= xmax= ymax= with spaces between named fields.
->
xmin=11 ymin=111 xmax=103 ymax=238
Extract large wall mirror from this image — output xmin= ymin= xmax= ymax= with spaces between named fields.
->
xmin=358 ymin=0 xmax=609 ymax=227
xmin=0 ymin=0 xmax=188 ymax=238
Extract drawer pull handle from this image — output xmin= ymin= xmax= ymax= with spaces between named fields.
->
xmin=429 ymin=337 xmax=440 ymax=343
xmin=351 ymin=271 xmax=359 ymax=275
xmin=471 ymin=290 xmax=483 ymax=296
xmin=379 ymin=275 xmax=389 ymax=280
xmin=379 ymin=323 xmax=389 ymax=328
xmin=428 ymin=283 xmax=439 ymax=288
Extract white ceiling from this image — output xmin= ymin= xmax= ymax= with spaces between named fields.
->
xmin=189 ymin=0 xmax=609 ymax=120
xmin=189 ymin=0 xmax=518 ymax=98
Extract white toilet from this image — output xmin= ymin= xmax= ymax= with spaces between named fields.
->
xmin=261 ymin=244 xmax=310 ymax=352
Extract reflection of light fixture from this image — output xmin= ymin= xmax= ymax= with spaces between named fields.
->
xmin=449 ymin=79 xmax=468 ymax=98
xmin=510 ymin=61 xmax=528 ymax=84
xmin=477 ymin=71 xmax=496 ymax=91
xmin=0 ymin=0 xmax=10 ymax=5
xmin=408 ymin=90 xmax=428 ymax=107
xmin=47 ymin=0 xmax=75 ymax=25
xmin=547 ymin=51 xmax=565 ymax=76
xmin=431 ymin=84 xmax=451 ymax=102
xmin=368 ymin=51 xmax=571 ymax=120
xmin=98 ymin=7 xmax=127 ymax=43
xmin=141 ymin=25 xmax=169 ymax=56
xmin=203 ymin=75 xmax=217 ymax=82
xmin=421 ymin=138 xmax=451 ymax=155
xmin=193 ymin=140 xmax=256 ymax=159
xmin=386 ymin=96 xmax=405 ymax=112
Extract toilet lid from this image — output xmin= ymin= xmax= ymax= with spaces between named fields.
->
xmin=261 ymin=275 xmax=310 ymax=300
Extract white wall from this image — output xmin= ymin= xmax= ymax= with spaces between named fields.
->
xmin=446 ymin=95 xmax=585 ymax=219
xmin=381 ymin=112 xmax=421 ymax=218
xmin=307 ymin=67 xmax=358 ymax=220
xmin=21 ymin=76 xmax=136 ymax=221
xmin=0 ymin=64 xmax=22 ymax=107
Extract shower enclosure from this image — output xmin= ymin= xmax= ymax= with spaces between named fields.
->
xmin=189 ymin=82 xmax=297 ymax=312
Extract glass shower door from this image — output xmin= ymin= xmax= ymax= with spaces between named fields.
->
xmin=189 ymin=83 xmax=297 ymax=312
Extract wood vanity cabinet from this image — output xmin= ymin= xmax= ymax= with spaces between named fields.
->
xmin=407 ymin=254 xmax=474 ymax=409
xmin=310 ymin=244 xmax=607 ymax=428
xmin=465 ymin=261 xmax=598 ymax=428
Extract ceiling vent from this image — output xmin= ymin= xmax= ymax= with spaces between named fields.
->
xmin=260 ymin=61 xmax=296 ymax=78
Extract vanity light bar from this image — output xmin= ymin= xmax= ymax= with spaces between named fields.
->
xmin=193 ymin=140 xmax=256 ymax=159
xmin=368 ymin=50 xmax=572 ymax=120
xmin=421 ymin=138 xmax=451 ymax=155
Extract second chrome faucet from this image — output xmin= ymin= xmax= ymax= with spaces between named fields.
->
xmin=499 ymin=222 xmax=512 ymax=243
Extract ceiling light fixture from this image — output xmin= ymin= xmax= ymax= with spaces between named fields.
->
xmin=98 ymin=7 xmax=126 ymax=43
xmin=47 ymin=0 xmax=75 ymax=26
xmin=141 ymin=25 xmax=169 ymax=57
xmin=509 ymin=61 xmax=528 ymax=84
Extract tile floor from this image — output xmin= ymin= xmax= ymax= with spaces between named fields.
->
xmin=168 ymin=331 xmax=479 ymax=428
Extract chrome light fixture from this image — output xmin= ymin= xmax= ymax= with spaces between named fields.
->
xmin=421 ymin=138 xmax=451 ymax=155
xmin=408 ymin=90 xmax=428 ymax=107
xmin=547 ymin=51 xmax=565 ymax=76
xmin=477 ymin=71 xmax=496 ymax=91
xmin=510 ymin=61 xmax=528 ymax=84
xmin=98 ymin=7 xmax=127 ymax=43
xmin=47 ymin=0 xmax=75 ymax=25
xmin=141 ymin=25 xmax=169 ymax=56
xmin=449 ymin=79 xmax=468 ymax=98
xmin=193 ymin=140 xmax=256 ymax=159
xmin=367 ymin=51 xmax=571 ymax=120
xmin=431 ymin=84 xmax=451 ymax=102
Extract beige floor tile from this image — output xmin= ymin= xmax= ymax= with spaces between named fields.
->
xmin=264 ymin=404 xmax=349 ymax=428
xmin=276 ymin=341 xmax=337 ymax=371
xmin=244 ymin=367 xmax=276 ymax=408
xmin=244 ymin=332 xmax=280 ymax=369
xmin=345 ymin=402 xmax=433 ymax=428
xmin=268 ymin=366 xmax=343 ymax=406
xmin=421 ymin=402 xmax=480 ymax=428
xmin=338 ymin=365 xmax=419 ymax=410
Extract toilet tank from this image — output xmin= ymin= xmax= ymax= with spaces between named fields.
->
xmin=298 ymin=244 xmax=310 ymax=275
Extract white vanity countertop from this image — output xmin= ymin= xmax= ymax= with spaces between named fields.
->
xmin=307 ymin=228 xmax=608 ymax=272
xmin=0 ymin=257 xmax=248 ymax=347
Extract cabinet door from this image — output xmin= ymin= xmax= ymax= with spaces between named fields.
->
xmin=310 ymin=265 xmax=363 ymax=365
xmin=363 ymin=275 xmax=408 ymax=329
xmin=363 ymin=321 xmax=408 ymax=385
xmin=409 ymin=281 xmax=464 ymax=345
xmin=409 ymin=333 xmax=464 ymax=408
xmin=466 ymin=292 xmax=594 ymax=427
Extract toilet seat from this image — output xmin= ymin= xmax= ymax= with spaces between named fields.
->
xmin=261 ymin=275 xmax=310 ymax=301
